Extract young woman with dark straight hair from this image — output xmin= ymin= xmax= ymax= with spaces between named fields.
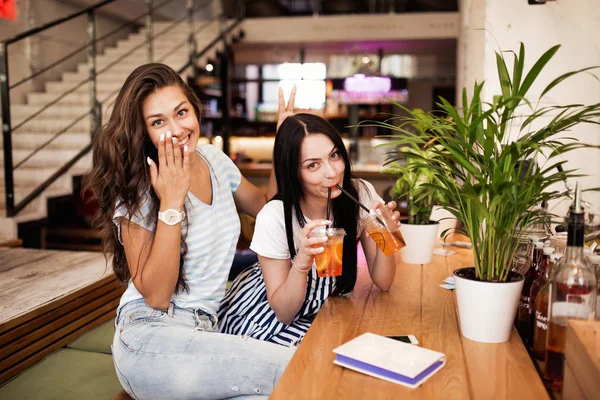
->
xmin=219 ymin=96 xmax=398 ymax=347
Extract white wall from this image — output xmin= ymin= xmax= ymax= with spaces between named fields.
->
xmin=459 ymin=0 xmax=600 ymax=217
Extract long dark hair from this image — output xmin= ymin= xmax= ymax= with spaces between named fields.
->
xmin=84 ymin=63 xmax=202 ymax=293
xmin=273 ymin=113 xmax=361 ymax=295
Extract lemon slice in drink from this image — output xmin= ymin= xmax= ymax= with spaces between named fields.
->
xmin=315 ymin=248 xmax=331 ymax=272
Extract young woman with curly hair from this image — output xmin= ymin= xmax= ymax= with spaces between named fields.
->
xmin=85 ymin=63 xmax=293 ymax=399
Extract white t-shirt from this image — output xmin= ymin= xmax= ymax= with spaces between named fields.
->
xmin=113 ymin=144 xmax=242 ymax=315
xmin=250 ymin=179 xmax=382 ymax=259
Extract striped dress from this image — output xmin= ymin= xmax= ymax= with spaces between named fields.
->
xmin=218 ymin=179 xmax=380 ymax=347
xmin=218 ymin=262 xmax=335 ymax=347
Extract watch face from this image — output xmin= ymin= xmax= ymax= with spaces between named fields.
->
xmin=160 ymin=210 xmax=181 ymax=225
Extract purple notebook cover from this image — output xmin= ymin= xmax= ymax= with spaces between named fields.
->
xmin=335 ymin=354 xmax=445 ymax=386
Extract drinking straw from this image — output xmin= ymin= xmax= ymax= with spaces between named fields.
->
xmin=335 ymin=184 xmax=386 ymax=227
xmin=326 ymin=188 xmax=332 ymax=226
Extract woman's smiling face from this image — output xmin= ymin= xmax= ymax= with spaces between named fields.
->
xmin=143 ymin=85 xmax=199 ymax=155
xmin=298 ymin=133 xmax=345 ymax=202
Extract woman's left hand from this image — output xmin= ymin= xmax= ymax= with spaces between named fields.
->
xmin=370 ymin=200 xmax=401 ymax=228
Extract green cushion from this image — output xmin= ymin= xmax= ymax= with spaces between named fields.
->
xmin=0 ymin=349 xmax=122 ymax=400
xmin=67 ymin=320 xmax=114 ymax=355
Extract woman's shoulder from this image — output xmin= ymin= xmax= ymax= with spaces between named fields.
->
xmin=198 ymin=143 xmax=240 ymax=171
xmin=196 ymin=143 xmax=220 ymax=160
xmin=351 ymin=178 xmax=376 ymax=197
xmin=257 ymin=199 xmax=284 ymax=219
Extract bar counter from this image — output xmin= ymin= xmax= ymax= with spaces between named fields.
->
xmin=271 ymin=242 xmax=550 ymax=399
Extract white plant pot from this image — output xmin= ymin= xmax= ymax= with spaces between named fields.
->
xmin=429 ymin=205 xmax=458 ymax=239
xmin=399 ymin=223 xmax=439 ymax=264
xmin=454 ymin=267 xmax=525 ymax=343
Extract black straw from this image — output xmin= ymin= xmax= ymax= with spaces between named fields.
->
xmin=326 ymin=188 xmax=332 ymax=223
xmin=335 ymin=184 xmax=386 ymax=227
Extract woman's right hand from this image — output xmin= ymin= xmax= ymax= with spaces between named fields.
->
xmin=276 ymin=85 xmax=297 ymax=132
xmin=147 ymin=131 xmax=190 ymax=210
xmin=293 ymin=219 xmax=331 ymax=271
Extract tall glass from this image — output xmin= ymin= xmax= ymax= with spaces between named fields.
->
xmin=309 ymin=228 xmax=346 ymax=278
xmin=360 ymin=212 xmax=405 ymax=256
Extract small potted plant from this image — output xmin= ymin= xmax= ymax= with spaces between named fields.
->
xmin=382 ymin=119 xmax=452 ymax=264
xmin=364 ymin=43 xmax=600 ymax=343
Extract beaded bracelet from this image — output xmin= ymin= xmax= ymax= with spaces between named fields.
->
xmin=291 ymin=255 xmax=312 ymax=273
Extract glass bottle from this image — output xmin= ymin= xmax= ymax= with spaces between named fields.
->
xmin=517 ymin=240 xmax=543 ymax=344
xmin=545 ymin=185 xmax=597 ymax=392
xmin=530 ymin=247 xmax=554 ymax=359
xmin=586 ymin=253 xmax=600 ymax=319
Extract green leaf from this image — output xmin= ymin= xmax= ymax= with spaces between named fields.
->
xmin=540 ymin=66 xmax=600 ymax=98
xmin=512 ymin=43 xmax=525 ymax=97
xmin=496 ymin=51 xmax=512 ymax=99
xmin=518 ymin=45 xmax=561 ymax=98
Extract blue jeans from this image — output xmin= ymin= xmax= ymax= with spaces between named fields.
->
xmin=112 ymin=299 xmax=294 ymax=399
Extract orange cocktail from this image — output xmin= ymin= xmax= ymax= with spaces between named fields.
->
xmin=360 ymin=214 xmax=406 ymax=256
xmin=365 ymin=226 xmax=406 ymax=256
xmin=309 ymin=228 xmax=346 ymax=278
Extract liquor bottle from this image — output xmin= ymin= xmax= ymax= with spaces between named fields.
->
xmin=587 ymin=253 xmax=600 ymax=320
xmin=517 ymin=240 xmax=544 ymax=344
xmin=530 ymin=248 xmax=555 ymax=359
xmin=545 ymin=184 xmax=597 ymax=392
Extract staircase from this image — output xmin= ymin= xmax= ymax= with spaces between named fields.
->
xmin=0 ymin=19 xmax=235 ymax=239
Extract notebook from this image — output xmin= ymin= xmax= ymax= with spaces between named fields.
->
xmin=332 ymin=332 xmax=446 ymax=389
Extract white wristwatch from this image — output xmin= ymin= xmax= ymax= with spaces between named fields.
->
xmin=158 ymin=209 xmax=185 ymax=225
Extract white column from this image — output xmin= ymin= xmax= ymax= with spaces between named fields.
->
xmin=458 ymin=0 xmax=600 ymax=215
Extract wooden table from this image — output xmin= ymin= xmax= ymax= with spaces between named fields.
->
xmin=271 ymin=245 xmax=550 ymax=399
xmin=0 ymin=248 xmax=124 ymax=384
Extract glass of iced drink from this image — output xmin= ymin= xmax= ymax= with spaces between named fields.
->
xmin=309 ymin=228 xmax=346 ymax=277
xmin=360 ymin=212 xmax=406 ymax=256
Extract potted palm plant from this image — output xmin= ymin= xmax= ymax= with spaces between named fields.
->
xmin=364 ymin=43 xmax=600 ymax=343
xmin=383 ymin=112 xmax=452 ymax=264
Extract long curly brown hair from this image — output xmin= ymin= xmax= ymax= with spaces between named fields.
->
xmin=84 ymin=63 xmax=202 ymax=294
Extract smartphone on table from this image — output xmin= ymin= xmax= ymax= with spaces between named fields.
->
xmin=386 ymin=335 xmax=419 ymax=345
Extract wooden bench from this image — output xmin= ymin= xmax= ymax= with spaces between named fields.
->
xmin=0 ymin=247 xmax=125 ymax=384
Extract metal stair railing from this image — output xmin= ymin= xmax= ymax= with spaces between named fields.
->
xmin=0 ymin=0 xmax=244 ymax=217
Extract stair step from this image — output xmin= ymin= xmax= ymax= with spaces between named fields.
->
xmin=136 ymin=20 xmax=222 ymax=34
xmin=61 ymin=71 xmax=127 ymax=84
xmin=75 ymin=58 xmax=189 ymax=75
xmin=45 ymin=81 xmax=125 ymax=95
xmin=26 ymin=90 xmax=120 ymax=106
xmin=0 ymin=149 xmax=83 ymax=169
xmin=102 ymin=47 xmax=189 ymax=60
xmin=1 ymin=132 xmax=91 ymax=150
xmin=0 ymin=182 xmax=76 ymax=221
xmin=9 ymin=116 xmax=91 ymax=133
xmin=0 ymin=187 xmax=43 ymax=208
xmin=0 ymin=199 xmax=42 ymax=219
xmin=10 ymin=105 xmax=92 ymax=120
xmin=0 ymin=167 xmax=72 ymax=188
xmin=0 ymin=154 xmax=92 ymax=185
xmin=95 ymin=56 xmax=188 ymax=70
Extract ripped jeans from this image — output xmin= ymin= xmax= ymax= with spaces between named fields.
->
xmin=112 ymin=299 xmax=295 ymax=400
